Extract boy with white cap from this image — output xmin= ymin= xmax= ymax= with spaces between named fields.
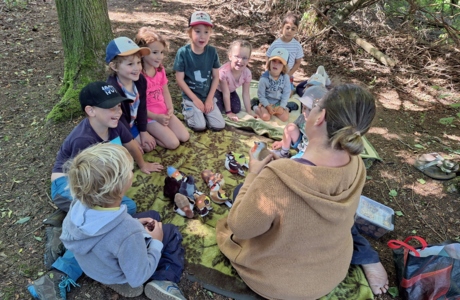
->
xmin=253 ymin=47 xmax=292 ymax=122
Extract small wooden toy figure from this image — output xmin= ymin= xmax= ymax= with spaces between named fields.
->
xmin=201 ymin=169 xmax=232 ymax=207
xmin=193 ymin=192 xmax=213 ymax=217
xmin=250 ymin=141 xmax=271 ymax=161
xmin=225 ymin=152 xmax=245 ymax=176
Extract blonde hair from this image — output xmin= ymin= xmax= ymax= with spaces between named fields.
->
xmin=135 ymin=27 xmax=168 ymax=72
xmin=321 ymin=84 xmax=376 ymax=155
xmin=65 ymin=144 xmax=134 ymax=208
xmin=228 ymin=39 xmax=252 ymax=57
xmin=107 ymin=53 xmax=142 ymax=76
xmin=266 ymin=59 xmax=288 ymax=75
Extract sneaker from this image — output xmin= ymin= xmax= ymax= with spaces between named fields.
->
xmin=43 ymin=209 xmax=66 ymax=227
xmin=106 ymin=283 xmax=143 ymax=297
xmin=44 ymin=227 xmax=65 ymax=270
xmin=145 ymin=280 xmax=186 ymax=300
xmin=271 ymin=149 xmax=290 ymax=158
xmin=286 ymin=102 xmax=299 ymax=112
xmin=250 ymin=98 xmax=259 ymax=111
xmin=27 ymin=269 xmax=79 ymax=300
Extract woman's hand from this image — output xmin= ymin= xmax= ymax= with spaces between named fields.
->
xmin=248 ymin=150 xmax=273 ymax=175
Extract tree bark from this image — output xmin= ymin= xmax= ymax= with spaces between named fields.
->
xmin=349 ymin=32 xmax=397 ymax=67
xmin=48 ymin=0 xmax=113 ymax=122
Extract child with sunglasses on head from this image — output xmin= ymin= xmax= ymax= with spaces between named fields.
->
xmin=135 ymin=27 xmax=190 ymax=150
xmin=214 ymin=40 xmax=254 ymax=121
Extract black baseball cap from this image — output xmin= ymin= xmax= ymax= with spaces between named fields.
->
xmin=79 ymin=81 xmax=132 ymax=111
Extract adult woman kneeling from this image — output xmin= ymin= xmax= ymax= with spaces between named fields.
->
xmin=216 ymin=84 xmax=383 ymax=299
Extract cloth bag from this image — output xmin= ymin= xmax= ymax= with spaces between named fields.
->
xmin=388 ymin=236 xmax=460 ymax=299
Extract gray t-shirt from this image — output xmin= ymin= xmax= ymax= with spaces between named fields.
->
xmin=173 ymin=44 xmax=220 ymax=102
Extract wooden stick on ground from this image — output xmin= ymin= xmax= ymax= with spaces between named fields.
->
xmin=349 ymin=32 xmax=397 ymax=67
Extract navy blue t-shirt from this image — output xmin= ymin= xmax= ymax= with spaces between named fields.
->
xmin=52 ymin=118 xmax=132 ymax=173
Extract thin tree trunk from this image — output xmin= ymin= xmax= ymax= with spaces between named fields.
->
xmin=48 ymin=0 xmax=113 ymax=121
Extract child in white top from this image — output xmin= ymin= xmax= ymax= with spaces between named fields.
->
xmin=215 ymin=40 xmax=254 ymax=121
xmin=135 ymin=27 xmax=190 ymax=150
xmin=266 ymin=12 xmax=304 ymax=82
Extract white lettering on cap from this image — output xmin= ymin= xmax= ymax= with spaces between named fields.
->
xmin=101 ymin=85 xmax=117 ymax=95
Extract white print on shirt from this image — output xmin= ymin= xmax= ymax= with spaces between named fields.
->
xmin=189 ymin=70 xmax=211 ymax=90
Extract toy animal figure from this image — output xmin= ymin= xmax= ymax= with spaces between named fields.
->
xmin=251 ymin=141 xmax=271 ymax=161
xmin=232 ymin=152 xmax=249 ymax=168
xmin=225 ymin=152 xmax=245 ymax=176
xmin=201 ymin=170 xmax=230 ymax=205
xmin=193 ymin=192 xmax=213 ymax=217
xmin=173 ymin=194 xmax=194 ymax=219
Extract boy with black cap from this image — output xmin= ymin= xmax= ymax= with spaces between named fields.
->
xmin=28 ymin=81 xmax=162 ymax=300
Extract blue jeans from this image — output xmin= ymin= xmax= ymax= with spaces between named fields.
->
xmin=232 ymin=184 xmax=380 ymax=265
xmin=51 ymin=176 xmax=136 ymax=215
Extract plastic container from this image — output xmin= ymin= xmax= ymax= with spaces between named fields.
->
xmin=355 ymin=195 xmax=395 ymax=239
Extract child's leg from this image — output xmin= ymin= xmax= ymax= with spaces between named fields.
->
xmin=150 ymin=224 xmax=184 ymax=283
xmin=168 ymin=115 xmax=190 ymax=143
xmin=51 ymin=176 xmax=73 ymax=212
xmin=182 ymin=99 xmax=206 ymax=131
xmin=51 ymin=250 xmax=83 ymax=282
xmin=229 ymin=91 xmax=241 ymax=114
xmin=214 ymin=90 xmax=225 ymax=113
xmin=121 ymin=196 xmax=137 ymax=216
xmin=274 ymin=107 xmax=290 ymax=122
xmin=205 ymin=98 xmax=225 ymax=131
xmin=254 ymin=105 xmax=271 ymax=121
xmin=147 ymin=121 xmax=181 ymax=150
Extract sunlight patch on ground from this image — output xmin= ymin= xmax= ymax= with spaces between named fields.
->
xmin=377 ymin=89 xmax=401 ymax=110
xmin=403 ymin=181 xmax=445 ymax=198
xmin=368 ymin=127 xmax=401 ymax=141
xmin=109 ymin=11 xmax=180 ymax=27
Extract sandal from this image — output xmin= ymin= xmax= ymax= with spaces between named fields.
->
xmin=414 ymin=153 xmax=457 ymax=180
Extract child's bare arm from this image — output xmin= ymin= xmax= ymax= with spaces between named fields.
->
xmin=204 ymin=68 xmax=220 ymax=113
xmin=241 ymin=81 xmax=254 ymax=116
xmin=288 ymin=58 xmax=302 ymax=77
xmin=123 ymin=140 xmax=164 ymax=174
xmin=175 ymin=71 xmax=205 ymax=112
xmin=162 ymin=84 xmax=174 ymax=116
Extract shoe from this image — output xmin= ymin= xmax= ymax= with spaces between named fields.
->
xmin=43 ymin=209 xmax=66 ymax=227
xmin=44 ymin=227 xmax=65 ymax=270
xmin=145 ymin=280 xmax=186 ymax=300
xmin=106 ymin=283 xmax=143 ymax=297
xmin=27 ymin=269 xmax=79 ymax=300
xmin=316 ymin=65 xmax=331 ymax=86
xmin=271 ymin=149 xmax=290 ymax=158
xmin=250 ymin=98 xmax=259 ymax=111
xmin=286 ymin=102 xmax=299 ymax=112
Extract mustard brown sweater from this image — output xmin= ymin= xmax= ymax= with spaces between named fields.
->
xmin=216 ymin=156 xmax=366 ymax=300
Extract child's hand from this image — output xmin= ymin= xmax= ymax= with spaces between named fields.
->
xmin=272 ymin=141 xmax=283 ymax=150
xmin=266 ymin=104 xmax=275 ymax=115
xmin=141 ymin=162 xmax=164 ymax=174
xmin=193 ymin=99 xmax=205 ymax=113
xmin=157 ymin=114 xmax=171 ymax=126
xmin=167 ymin=107 xmax=174 ymax=116
xmin=138 ymin=217 xmax=154 ymax=225
xmin=146 ymin=220 xmax=163 ymax=242
xmin=204 ymin=99 xmax=214 ymax=114
xmin=247 ymin=109 xmax=257 ymax=118
xmin=227 ymin=112 xmax=239 ymax=121
xmin=140 ymin=132 xmax=156 ymax=152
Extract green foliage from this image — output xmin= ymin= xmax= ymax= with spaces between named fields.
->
xmin=4 ymin=0 xmax=27 ymax=9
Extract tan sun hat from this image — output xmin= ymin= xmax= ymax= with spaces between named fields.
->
xmin=105 ymin=37 xmax=151 ymax=63
xmin=268 ymin=48 xmax=289 ymax=66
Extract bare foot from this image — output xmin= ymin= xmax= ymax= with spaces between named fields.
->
xmin=361 ymin=262 xmax=389 ymax=295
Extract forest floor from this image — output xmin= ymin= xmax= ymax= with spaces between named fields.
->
xmin=0 ymin=0 xmax=459 ymax=299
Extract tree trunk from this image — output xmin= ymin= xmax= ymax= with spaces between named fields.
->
xmin=48 ymin=0 xmax=113 ymax=122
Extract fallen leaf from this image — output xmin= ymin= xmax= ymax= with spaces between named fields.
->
xmin=15 ymin=216 xmax=31 ymax=224
xmin=395 ymin=211 xmax=404 ymax=216
xmin=388 ymin=286 xmax=399 ymax=297
xmin=417 ymin=178 xmax=426 ymax=184
xmin=389 ymin=190 xmax=398 ymax=197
